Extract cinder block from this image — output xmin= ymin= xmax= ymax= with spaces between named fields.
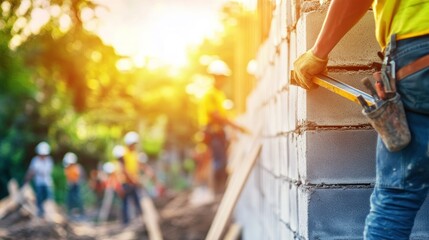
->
xmin=279 ymin=136 xmax=288 ymax=177
xmin=296 ymin=187 xmax=429 ymax=240
xmin=278 ymin=91 xmax=289 ymax=133
xmin=298 ymin=71 xmax=375 ymax=126
xmin=297 ymin=187 xmax=373 ymax=240
xmin=280 ymin=42 xmax=289 ymax=88
xmin=280 ymin=0 xmax=287 ymax=40
xmin=298 ymin=129 xmax=377 ymax=185
xmin=280 ymin=222 xmax=295 ymax=240
xmin=288 ymin=133 xmax=299 ymax=181
xmin=290 ymin=182 xmax=299 ymax=233
xmin=274 ymin=95 xmax=282 ymax=135
xmin=272 ymin=137 xmax=280 ymax=177
xmin=261 ymin=138 xmax=269 ymax=170
xmin=296 ymin=11 xmax=379 ymax=66
xmin=280 ymin=180 xmax=290 ymax=224
xmin=287 ymin=86 xmax=298 ymax=132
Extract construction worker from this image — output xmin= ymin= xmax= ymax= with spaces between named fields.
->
xmin=116 ymin=132 xmax=146 ymax=224
xmin=293 ymin=1 xmax=429 ymax=239
xmin=200 ymin=60 xmax=249 ymax=194
xmin=63 ymin=152 xmax=85 ymax=218
xmin=25 ymin=141 xmax=54 ymax=218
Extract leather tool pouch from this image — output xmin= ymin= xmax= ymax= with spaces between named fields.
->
xmin=362 ymin=93 xmax=411 ymax=152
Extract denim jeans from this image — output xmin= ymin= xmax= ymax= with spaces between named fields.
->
xmin=67 ymin=183 xmax=84 ymax=215
xmin=35 ymin=184 xmax=52 ymax=217
xmin=121 ymin=183 xmax=142 ymax=224
xmin=364 ymin=35 xmax=429 ymax=239
xmin=210 ymin=134 xmax=227 ymax=171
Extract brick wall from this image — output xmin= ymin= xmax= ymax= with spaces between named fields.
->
xmin=233 ymin=1 xmax=429 ymax=239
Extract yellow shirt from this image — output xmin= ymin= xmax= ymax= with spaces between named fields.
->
xmin=123 ymin=149 xmax=140 ymax=182
xmin=372 ymin=0 xmax=429 ymax=50
xmin=198 ymin=86 xmax=228 ymax=128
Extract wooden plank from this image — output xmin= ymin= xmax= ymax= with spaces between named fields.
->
xmin=98 ymin=187 xmax=114 ymax=222
xmin=205 ymin=139 xmax=262 ymax=240
xmin=224 ymin=223 xmax=242 ymax=240
xmin=141 ymin=197 xmax=163 ymax=240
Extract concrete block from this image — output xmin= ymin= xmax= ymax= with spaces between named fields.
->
xmin=296 ymin=11 xmax=379 ymax=66
xmin=278 ymin=91 xmax=289 ymax=133
xmin=274 ymin=95 xmax=281 ymax=135
xmin=273 ymin=137 xmax=280 ymax=177
xmin=288 ymin=133 xmax=299 ymax=181
xmin=299 ymin=71 xmax=375 ymax=126
xmin=260 ymin=165 xmax=269 ymax=199
xmin=287 ymin=86 xmax=299 ymax=132
xmin=279 ymin=42 xmax=289 ymax=89
xmin=290 ymin=182 xmax=299 ymax=233
xmin=298 ymin=129 xmax=377 ymax=185
xmin=261 ymin=138 xmax=269 ymax=170
xmin=279 ymin=136 xmax=288 ymax=177
xmin=280 ymin=0 xmax=287 ymax=40
xmin=289 ymin=29 xmax=297 ymax=74
xmin=280 ymin=180 xmax=290 ymax=224
xmin=280 ymin=222 xmax=294 ymax=240
xmin=297 ymin=187 xmax=372 ymax=240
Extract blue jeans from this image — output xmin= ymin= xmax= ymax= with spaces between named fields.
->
xmin=35 ymin=184 xmax=52 ymax=217
xmin=210 ymin=134 xmax=227 ymax=171
xmin=364 ymin=35 xmax=429 ymax=239
xmin=67 ymin=183 xmax=84 ymax=215
xmin=210 ymin=134 xmax=228 ymax=193
xmin=121 ymin=183 xmax=142 ymax=224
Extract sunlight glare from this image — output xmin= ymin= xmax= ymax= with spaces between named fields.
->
xmin=94 ymin=0 xmax=225 ymax=68
xmin=116 ymin=58 xmax=134 ymax=72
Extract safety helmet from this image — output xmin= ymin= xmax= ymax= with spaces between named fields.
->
xmin=112 ymin=145 xmax=126 ymax=158
xmin=63 ymin=152 xmax=78 ymax=167
xmin=124 ymin=131 xmax=139 ymax=146
xmin=207 ymin=60 xmax=231 ymax=76
xmin=102 ymin=162 xmax=115 ymax=174
xmin=36 ymin=141 xmax=50 ymax=155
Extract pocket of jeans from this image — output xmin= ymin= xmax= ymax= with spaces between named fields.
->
xmin=397 ymin=67 xmax=429 ymax=113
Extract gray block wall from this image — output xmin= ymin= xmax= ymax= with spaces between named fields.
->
xmin=234 ymin=1 xmax=429 ymax=239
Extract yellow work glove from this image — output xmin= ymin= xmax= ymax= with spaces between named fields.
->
xmin=293 ymin=50 xmax=328 ymax=90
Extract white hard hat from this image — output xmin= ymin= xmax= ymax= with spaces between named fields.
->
xmin=124 ymin=131 xmax=139 ymax=146
xmin=207 ymin=60 xmax=231 ymax=76
xmin=112 ymin=145 xmax=126 ymax=158
xmin=103 ymin=162 xmax=115 ymax=174
xmin=63 ymin=152 xmax=77 ymax=167
xmin=36 ymin=141 xmax=50 ymax=155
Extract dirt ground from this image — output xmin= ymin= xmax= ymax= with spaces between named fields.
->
xmin=0 ymin=190 xmax=220 ymax=240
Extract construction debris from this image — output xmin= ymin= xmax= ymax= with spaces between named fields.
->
xmin=0 ymin=182 xmax=220 ymax=240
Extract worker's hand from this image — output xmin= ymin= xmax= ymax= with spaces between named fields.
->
xmin=293 ymin=50 xmax=328 ymax=90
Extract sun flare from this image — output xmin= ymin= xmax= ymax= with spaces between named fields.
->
xmin=94 ymin=0 xmax=225 ymax=68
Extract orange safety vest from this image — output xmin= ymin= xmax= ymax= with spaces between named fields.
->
xmin=65 ymin=164 xmax=80 ymax=183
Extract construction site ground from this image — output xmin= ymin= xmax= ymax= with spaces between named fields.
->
xmin=0 ymin=190 xmax=221 ymax=240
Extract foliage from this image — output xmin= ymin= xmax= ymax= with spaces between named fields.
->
xmin=0 ymin=0 xmax=252 ymax=200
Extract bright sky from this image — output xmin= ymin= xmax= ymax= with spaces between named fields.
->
xmin=93 ymin=0 xmax=228 ymax=67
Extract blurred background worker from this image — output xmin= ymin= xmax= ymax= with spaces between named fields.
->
xmin=25 ymin=141 xmax=54 ymax=218
xmin=96 ymin=161 xmax=123 ymax=223
xmin=63 ymin=152 xmax=85 ymax=219
xmin=199 ymin=60 xmax=249 ymax=194
xmin=114 ymin=139 xmax=143 ymax=225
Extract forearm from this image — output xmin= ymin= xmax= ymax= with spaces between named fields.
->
xmin=312 ymin=0 xmax=373 ymax=59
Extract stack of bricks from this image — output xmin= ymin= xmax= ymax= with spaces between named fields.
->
xmin=234 ymin=1 xmax=429 ymax=239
